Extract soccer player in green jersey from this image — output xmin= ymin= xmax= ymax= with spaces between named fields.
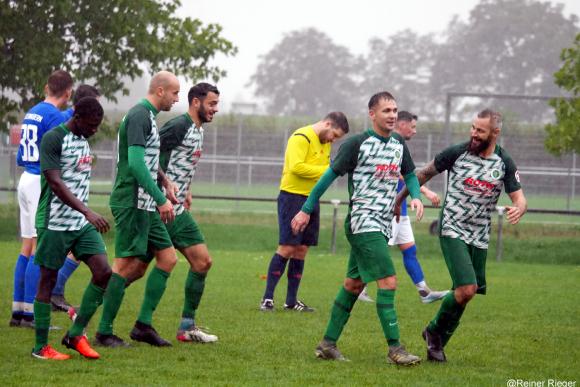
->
xmin=292 ymin=92 xmax=424 ymax=365
xmin=396 ymin=109 xmax=527 ymax=362
xmin=95 ymin=71 xmax=180 ymax=348
xmin=32 ymin=97 xmax=110 ymax=360
xmin=156 ymin=82 xmax=220 ymax=343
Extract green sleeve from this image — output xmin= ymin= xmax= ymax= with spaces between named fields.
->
xmin=434 ymin=142 xmax=469 ymax=173
xmin=403 ymin=172 xmax=421 ymax=200
xmin=126 ymin=108 xmax=151 ymax=147
xmin=399 ymin=141 xmax=416 ymax=176
xmin=331 ymin=135 xmax=363 ymax=176
xmin=160 ymin=115 xmax=188 ymax=152
xmin=40 ymin=128 xmax=63 ymax=171
xmin=301 ymin=168 xmax=338 ymax=214
xmin=128 ymin=145 xmax=166 ymax=205
xmin=500 ymin=149 xmax=522 ymax=193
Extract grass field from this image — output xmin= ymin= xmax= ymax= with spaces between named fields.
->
xmin=0 ymin=205 xmax=579 ymax=386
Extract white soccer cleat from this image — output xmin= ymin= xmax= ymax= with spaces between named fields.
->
xmin=420 ymin=290 xmax=450 ymax=304
xmin=358 ymin=289 xmax=374 ymax=303
xmin=177 ymin=326 xmax=218 ymax=343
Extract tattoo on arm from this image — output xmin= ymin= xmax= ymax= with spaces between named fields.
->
xmin=416 ymin=161 xmax=439 ymax=185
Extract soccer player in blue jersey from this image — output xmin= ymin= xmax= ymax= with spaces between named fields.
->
xmin=11 ymin=70 xmax=74 ymax=328
xmin=50 ymin=84 xmax=101 ymax=313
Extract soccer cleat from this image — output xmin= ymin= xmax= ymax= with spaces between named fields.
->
xmin=422 ymin=328 xmax=447 ymax=362
xmin=357 ymin=289 xmax=374 ymax=303
xmin=31 ymin=344 xmax=71 ymax=360
xmin=176 ymin=326 xmax=218 ymax=343
xmin=9 ymin=316 xmax=22 ymax=327
xmin=260 ymin=298 xmax=274 ymax=312
xmin=67 ymin=306 xmax=77 ymax=322
xmin=51 ymin=294 xmax=72 ymax=312
xmin=62 ymin=333 xmax=100 ymax=359
xmin=315 ymin=340 xmax=349 ymax=361
xmin=94 ymin=332 xmax=131 ymax=348
xmin=419 ymin=289 xmax=450 ymax=304
xmin=283 ymin=300 xmax=315 ymax=312
xmin=20 ymin=319 xmax=62 ymax=330
xmin=130 ymin=321 xmax=172 ymax=347
xmin=387 ymin=345 xmax=421 ymax=366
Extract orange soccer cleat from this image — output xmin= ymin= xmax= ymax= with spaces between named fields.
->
xmin=32 ymin=345 xmax=71 ymax=360
xmin=62 ymin=333 xmax=100 ymax=359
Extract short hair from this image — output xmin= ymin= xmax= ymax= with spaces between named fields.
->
xmin=188 ymin=82 xmax=220 ymax=106
xmin=398 ymin=111 xmax=418 ymax=122
xmin=477 ymin=108 xmax=502 ymax=130
xmin=47 ymin=70 xmax=74 ymax=97
xmin=74 ymin=97 xmax=104 ymax=120
xmin=368 ymin=91 xmax=396 ymax=110
xmin=73 ymin=84 xmax=100 ymax=105
xmin=323 ymin=111 xmax=349 ymax=133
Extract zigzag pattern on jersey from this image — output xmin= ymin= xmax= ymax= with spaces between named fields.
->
xmin=349 ymin=136 xmax=402 ymax=237
xmin=441 ymin=152 xmax=506 ymax=248
xmin=48 ymin=132 xmax=91 ymax=231
xmin=138 ymin=111 xmax=161 ymax=211
xmin=166 ymin=125 xmax=204 ymax=215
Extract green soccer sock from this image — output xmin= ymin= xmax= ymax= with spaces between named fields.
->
xmin=69 ymin=282 xmax=105 ymax=337
xmin=428 ymin=291 xmax=466 ymax=346
xmin=376 ymin=288 xmax=400 ymax=347
xmin=323 ymin=287 xmax=358 ymax=343
xmin=33 ymin=301 xmax=51 ymax=352
xmin=182 ymin=271 xmax=206 ymax=321
xmin=97 ymin=273 xmax=127 ymax=335
xmin=137 ymin=266 xmax=170 ymax=326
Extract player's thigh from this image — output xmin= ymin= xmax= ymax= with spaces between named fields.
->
xmin=301 ymin=200 xmax=320 ymax=246
xmin=71 ymin=224 xmax=107 ymax=263
xmin=346 ymin=231 xmax=395 ymax=284
xmin=168 ymin=211 xmax=205 ymax=250
xmin=147 ymin=211 xmax=174 ymax=263
xmin=388 ymin=216 xmax=414 ymax=246
xmin=111 ymin=206 xmax=150 ymax=259
xmin=439 ymin=236 xmax=477 ymax=288
xmin=469 ymin=245 xmax=488 ymax=295
xmin=18 ymin=172 xmax=40 ymax=238
xmin=277 ymin=191 xmax=310 ymax=246
xmin=35 ymin=228 xmax=75 ymax=270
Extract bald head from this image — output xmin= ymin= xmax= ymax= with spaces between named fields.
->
xmin=147 ymin=70 xmax=180 ymax=112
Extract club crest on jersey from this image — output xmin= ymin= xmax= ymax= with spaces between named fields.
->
xmin=374 ymin=164 xmax=399 ymax=180
xmin=463 ymin=177 xmax=496 ymax=196
xmin=394 ymin=150 xmax=401 ymax=160
xmin=489 ymin=168 xmax=501 ymax=180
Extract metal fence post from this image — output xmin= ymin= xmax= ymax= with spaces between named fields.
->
xmin=496 ymin=206 xmax=505 ymax=262
xmin=330 ymin=199 xmax=341 ymax=254
xmin=212 ymin=126 xmax=217 ymax=184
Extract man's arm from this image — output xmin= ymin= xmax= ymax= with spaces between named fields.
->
xmin=394 ymin=160 xmax=441 ymax=220
xmin=157 ymin=168 xmax=179 ymax=205
xmin=506 ymin=189 xmax=527 ymax=225
xmin=43 ymin=169 xmax=109 ymax=233
xmin=420 ymin=185 xmax=441 ymax=207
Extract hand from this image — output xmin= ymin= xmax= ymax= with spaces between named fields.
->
xmin=291 ymin=211 xmax=310 ymax=235
xmin=157 ymin=200 xmax=175 ymax=223
xmin=163 ymin=180 xmax=179 ymax=205
xmin=85 ymin=210 xmax=110 ymax=233
xmin=184 ymin=191 xmax=192 ymax=211
xmin=505 ymin=205 xmax=524 ymax=225
xmin=424 ymin=189 xmax=441 ymax=207
xmin=409 ymin=198 xmax=424 ymax=222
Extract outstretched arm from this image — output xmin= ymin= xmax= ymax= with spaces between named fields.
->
xmin=43 ymin=169 xmax=110 ymax=233
xmin=394 ymin=161 xmax=441 ymax=219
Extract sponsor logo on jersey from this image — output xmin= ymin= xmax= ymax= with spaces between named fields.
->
xmin=463 ymin=177 xmax=496 ymax=196
xmin=192 ymin=149 xmax=202 ymax=165
xmin=374 ymin=164 xmax=399 ymax=180
xmin=77 ymin=155 xmax=93 ymax=171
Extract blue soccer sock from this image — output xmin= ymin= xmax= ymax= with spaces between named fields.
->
xmin=52 ymin=257 xmax=80 ymax=296
xmin=402 ymin=245 xmax=425 ymax=286
xmin=286 ymin=258 xmax=305 ymax=306
xmin=23 ymin=255 xmax=40 ymax=320
xmin=12 ymin=254 xmax=28 ymax=318
xmin=263 ymin=253 xmax=289 ymax=300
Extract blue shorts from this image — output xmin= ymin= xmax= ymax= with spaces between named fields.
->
xmin=278 ymin=190 xmax=320 ymax=246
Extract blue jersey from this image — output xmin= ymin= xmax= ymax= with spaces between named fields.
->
xmin=16 ymin=102 xmax=67 ymax=175
xmin=397 ymin=178 xmax=408 ymax=216
xmin=61 ymin=107 xmax=74 ymax=121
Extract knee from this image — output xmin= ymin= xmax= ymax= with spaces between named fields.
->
xmin=157 ymin=250 xmax=177 ymax=272
xmin=377 ymin=275 xmax=397 ymax=290
xmin=455 ymin=285 xmax=477 ymax=305
xmin=93 ymin=266 xmax=112 ymax=289
xmin=197 ymin=255 xmax=212 ymax=273
xmin=343 ymin=278 xmax=364 ymax=294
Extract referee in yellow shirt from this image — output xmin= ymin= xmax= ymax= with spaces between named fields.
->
xmin=260 ymin=112 xmax=349 ymax=312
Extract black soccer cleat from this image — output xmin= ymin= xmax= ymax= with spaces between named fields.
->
xmin=51 ymin=294 xmax=72 ymax=312
xmin=130 ymin=321 xmax=172 ymax=347
xmin=422 ymin=327 xmax=447 ymax=362
xmin=94 ymin=332 xmax=131 ymax=348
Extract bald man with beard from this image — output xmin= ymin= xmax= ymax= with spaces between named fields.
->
xmin=94 ymin=71 xmax=181 ymax=348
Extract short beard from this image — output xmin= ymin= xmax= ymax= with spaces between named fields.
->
xmin=198 ymin=104 xmax=209 ymax=124
xmin=468 ymin=137 xmax=490 ymax=155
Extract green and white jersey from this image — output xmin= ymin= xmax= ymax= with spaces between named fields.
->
xmin=435 ymin=142 xmax=521 ymax=248
xmin=332 ymin=129 xmax=415 ymax=237
xmin=109 ymin=99 xmax=160 ymax=212
xmin=36 ymin=124 xmax=92 ymax=231
xmin=159 ymin=113 xmax=203 ymax=215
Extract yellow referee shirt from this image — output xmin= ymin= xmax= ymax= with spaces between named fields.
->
xmin=279 ymin=125 xmax=331 ymax=196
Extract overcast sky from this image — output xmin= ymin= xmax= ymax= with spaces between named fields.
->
xmin=172 ymin=0 xmax=580 ymax=112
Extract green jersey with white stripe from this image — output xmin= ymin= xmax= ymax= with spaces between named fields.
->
xmin=159 ymin=113 xmax=204 ymax=215
xmin=36 ymin=124 xmax=92 ymax=231
xmin=435 ymin=142 xmax=521 ymax=248
xmin=109 ymin=99 xmax=160 ymax=211
xmin=331 ymin=129 xmax=416 ymax=237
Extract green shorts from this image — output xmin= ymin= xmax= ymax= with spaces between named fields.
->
xmin=112 ymin=206 xmax=173 ymax=262
xmin=346 ymin=231 xmax=395 ymax=283
xmin=439 ymin=236 xmax=487 ymax=295
xmin=35 ymin=224 xmax=106 ymax=270
xmin=166 ymin=211 xmax=205 ymax=249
